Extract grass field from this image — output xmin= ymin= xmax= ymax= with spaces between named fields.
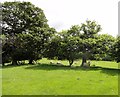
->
xmin=2 ymin=58 xmax=120 ymax=95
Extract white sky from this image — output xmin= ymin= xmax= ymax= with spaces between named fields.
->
xmin=1 ymin=0 xmax=119 ymax=37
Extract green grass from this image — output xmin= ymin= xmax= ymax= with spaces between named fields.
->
xmin=2 ymin=58 xmax=120 ymax=95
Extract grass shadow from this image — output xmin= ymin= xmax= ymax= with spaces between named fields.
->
xmin=25 ymin=63 xmax=91 ymax=71
xmin=25 ymin=63 xmax=75 ymax=70
xmin=90 ymin=66 xmax=120 ymax=75
xmin=2 ymin=62 xmax=120 ymax=76
xmin=24 ymin=63 xmax=120 ymax=75
xmin=2 ymin=63 xmax=31 ymax=69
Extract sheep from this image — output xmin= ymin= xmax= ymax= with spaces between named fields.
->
xmin=56 ymin=61 xmax=63 ymax=66
xmin=57 ymin=61 xmax=61 ymax=64
xmin=50 ymin=61 xmax=54 ymax=64
xmin=33 ymin=60 xmax=37 ymax=64
xmin=83 ymin=61 xmax=91 ymax=68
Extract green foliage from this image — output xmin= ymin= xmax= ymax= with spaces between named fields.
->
xmin=1 ymin=1 xmax=55 ymax=65
xmin=111 ymin=37 xmax=120 ymax=62
xmin=45 ymin=31 xmax=83 ymax=66
xmin=81 ymin=20 xmax=101 ymax=38
xmin=45 ymin=20 xmax=106 ymax=66
xmin=67 ymin=25 xmax=81 ymax=37
xmin=1 ymin=1 xmax=116 ymax=66
xmin=12 ymin=34 xmax=42 ymax=62
xmin=90 ymin=34 xmax=115 ymax=61
xmin=58 ymin=36 xmax=82 ymax=66
xmin=44 ymin=34 xmax=61 ymax=59
xmin=2 ymin=1 xmax=48 ymax=34
xmin=78 ymin=20 xmax=102 ymax=66
xmin=2 ymin=35 xmax=14 ymax=65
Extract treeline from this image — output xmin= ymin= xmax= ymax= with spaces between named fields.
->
xmin=1 ymin=1 xmax=120 ymax=66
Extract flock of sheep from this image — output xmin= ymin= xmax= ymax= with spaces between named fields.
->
xmin=50 ymin=60 xmax=91 ymax=67
xmin=50 ymin=61 xmax=63 ymax=66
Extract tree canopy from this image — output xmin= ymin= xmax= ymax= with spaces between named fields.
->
xmin=1 ymin=1 xmax=118 ymax=66
xmin=1 ymin=1 xmax=56 ymax=65
xmin=111 ymin=37 xmax=120 ymax=63
xmin=45 ymin=20 xmax=103 ymax=66
xmin=2 ymin=1 xmax=48 ymax=35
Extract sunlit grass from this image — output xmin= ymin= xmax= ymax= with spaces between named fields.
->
xmin=2 ymin=58 xmax=119 ymax=95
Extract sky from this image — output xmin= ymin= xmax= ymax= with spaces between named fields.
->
xmin=1 ymin=0 xmax=119 ymax=37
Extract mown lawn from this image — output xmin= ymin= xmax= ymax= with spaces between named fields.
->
xmin=2 ymin=58 xmax=120 ymax=95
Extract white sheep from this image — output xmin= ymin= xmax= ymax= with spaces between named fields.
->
xmin=83 ymin=61 xmax=90 ymax=67
xmin=56 ymin=61 xmax=63 ymax=66
xmin=50 ymin=61 xmax=54 ymax=64
xmin=57 ymin=61 xmax=61 ymax=64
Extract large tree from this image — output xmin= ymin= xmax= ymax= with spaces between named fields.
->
xmin=2 ymin=1 xmax=48 ymax=35
xmin=80 ymin=20 xmax=102 ymax=66
xmin=56 ymin=33 xmax=82 ymax=66
xmin=45 ymin=31 xmax=82 ymax=66
xmin=1 ymin=1 xmax=55 ymax=65
xmin=66 ymin=20 xmax=102 ymax=66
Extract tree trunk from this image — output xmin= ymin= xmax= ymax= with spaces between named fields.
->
xmin=12 ymin=60 xmax=18 ymax=65
xmin=2 ymin=63 xmax=5 ymax=66
xmin=81 ymin=54 xmax=87 ymax=67
xmin=69 ymin=59 xmax=73 ymax=67
xmin=29 ymin=59 xmax=33 ymax=64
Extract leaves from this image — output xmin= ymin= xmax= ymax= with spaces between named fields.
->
xmin=81 ymin=20 xmax=102 ymax=38
xmin=2 ymin=1 xmax=48 ymax=34
xmin=111 ymin=37 xmax=120 ymax=62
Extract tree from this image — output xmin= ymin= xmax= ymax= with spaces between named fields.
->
xmin=1 ymin=1 xmax=55 ymax=65
xmin=45 ymin=20 xmax=102 ymax=67
xmin=2 ymin=1 xmax=48 ymax=35
xmin=45 ymin=31 xmax=82 ymax=66
xmin=67 ymin=25 xmax=81 ymax=37
xmin=65 ymin=20 xmax=102 ymax=66
xmin=1 ymin=35 xmax=12 ymax=65
xmin=61 ymin=20 xmax=102 ymax=66
xmin=80 ymin=20 xmax=101 ymax=39
xmin=90 ymin=34 xmax=115 ymax=61
xmin=80 ymin=38 xmax=97 ymax=66
xmin=111 ymin=37 xmax=120 ymax=63
xmin=2 ymin=27 xmax=56 ymax=65
xmin=44 ymin=34 xmax=61 ymax=59
xmin=57 ymin=36 xmax=82 ymax=66
xmin=80 ymin=20 xmax=102 ymax=66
